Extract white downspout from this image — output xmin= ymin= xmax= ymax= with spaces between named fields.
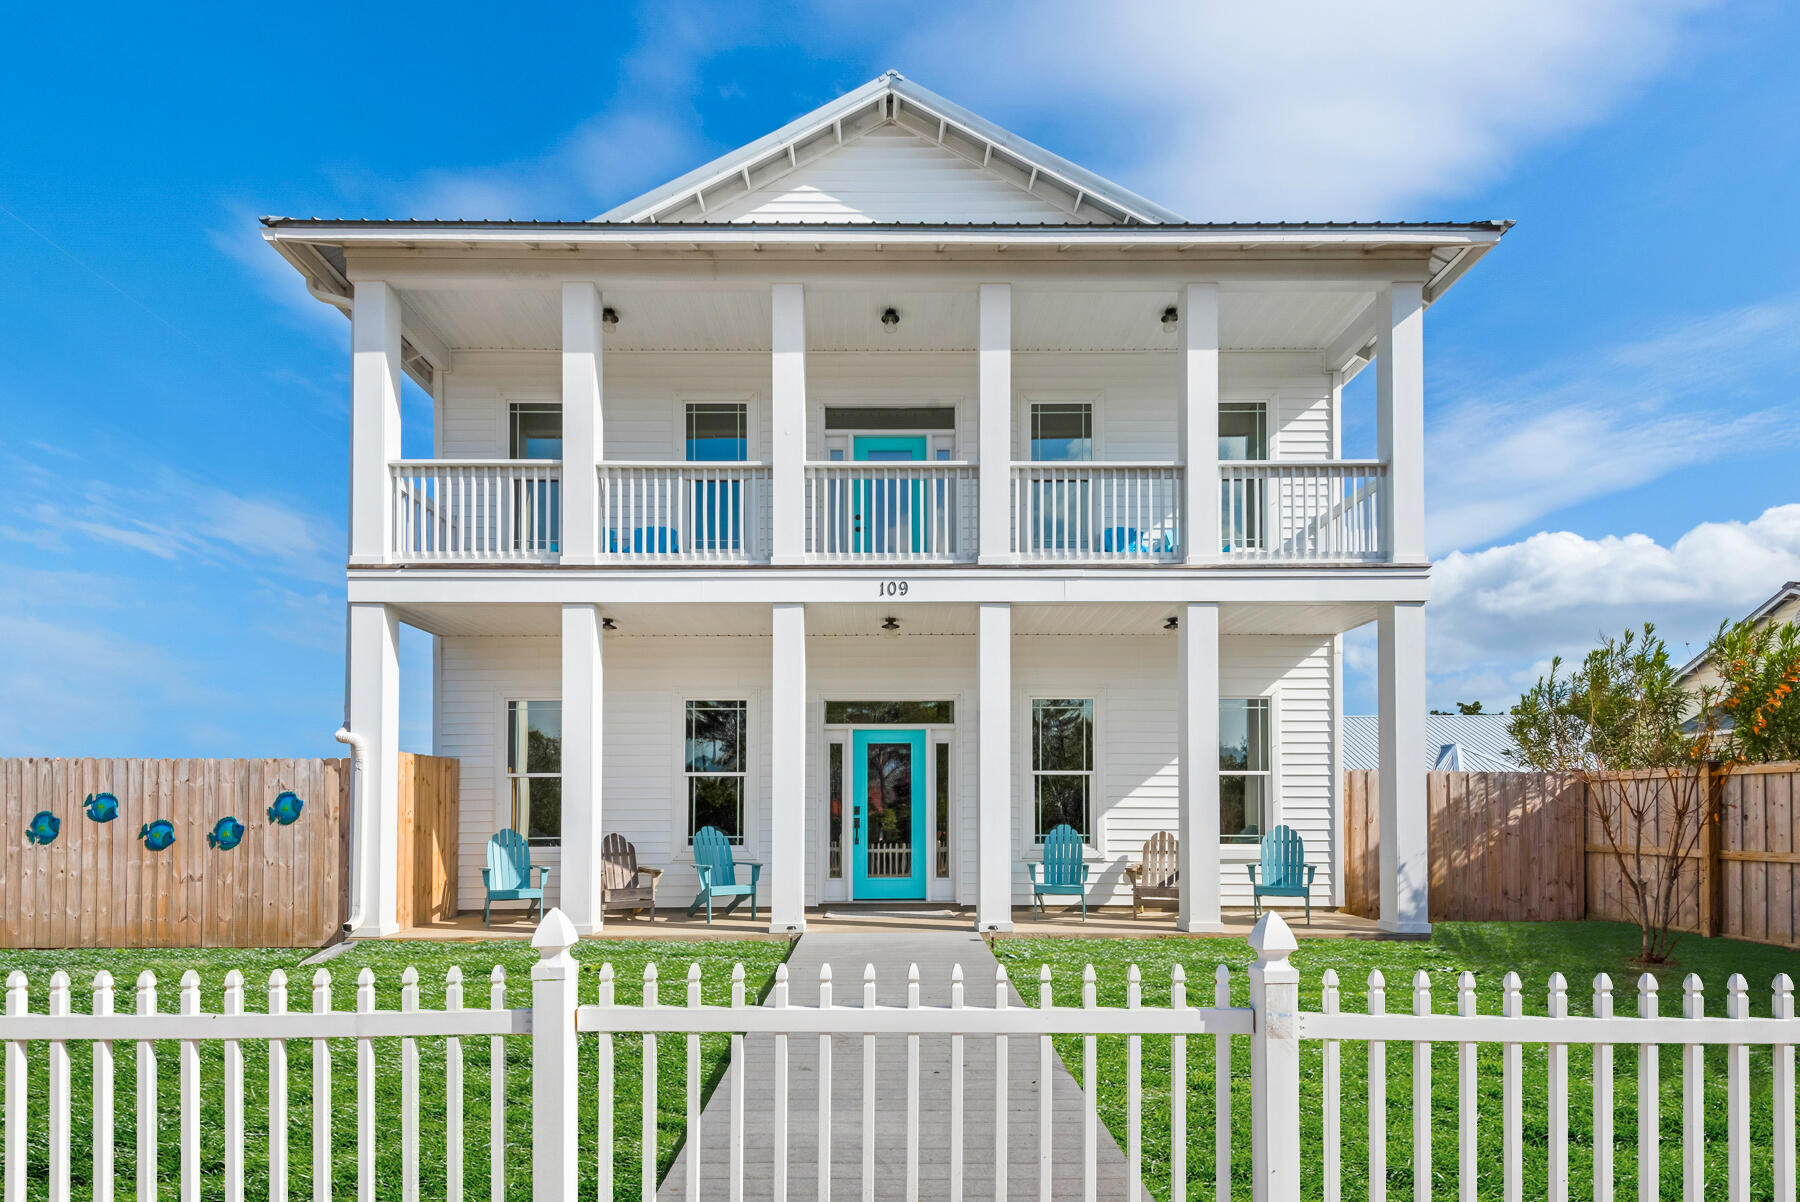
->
xmin=335 ymin=725 xmax=370 ymax=934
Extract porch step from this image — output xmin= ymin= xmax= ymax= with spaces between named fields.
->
xmin=657 ymin=932 xmax=1150 ymax=1201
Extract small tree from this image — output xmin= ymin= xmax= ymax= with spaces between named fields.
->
xmin=1704 ymin=617 xmax=1800 ymax=763
xmin=1508 ymin=624 xmax=1733 ymax=963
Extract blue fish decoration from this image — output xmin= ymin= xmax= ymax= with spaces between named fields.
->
xmin=85 ymin=792 xmax=119 ymax=823
xmin=207 ymin=816 xmax=245 ymax=851
xmin=139 ymin=820 xmax=176 ymax=851
xmin=267 ymin=791 xmax=305 ymax=826
xmin=26 ymin=810 xmax=60 ymax=845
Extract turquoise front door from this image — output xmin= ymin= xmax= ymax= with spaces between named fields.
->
xmin=851 ymin=436 xmax=928 ymax=555
xmin=850 ymin=728 xmax=928 ymax=899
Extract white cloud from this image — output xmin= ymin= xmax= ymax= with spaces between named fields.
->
xmin=1425 ymin=295 xmax=1800 ymax=551
xmin=889 ymin=0 xmax=1717 ymax=217
xmin=1427 ymin=503 xmax=1800 ymax=705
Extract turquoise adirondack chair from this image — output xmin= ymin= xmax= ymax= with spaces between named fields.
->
xmin=482 ymin=829 xmax=552 ymax=928
xmin=1247 ymin=824 xmax=1316 ymax=925
xmin=1028 ymin=824 xmax=1091 ymax=919
xmin=687 ymin=826 xmax=762 ymax=923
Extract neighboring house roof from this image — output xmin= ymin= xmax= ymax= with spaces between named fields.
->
xmin=1675 ymin=581 xmax=1800 ymax=688
xmin=1343 ymin=714 xmax=1521 ymax=772
xmin=596 ymin=71 xmax=1187 ymax=227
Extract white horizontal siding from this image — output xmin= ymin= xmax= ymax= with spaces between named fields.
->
xmin=438 ymin=628 xmax=1337 ymax=915
xmin=702 ymin=124 xmax=1083 ymax=226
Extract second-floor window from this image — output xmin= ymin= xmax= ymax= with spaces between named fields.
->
xmin=1219 ymin=403 xmax=1266 ymax=461
xmin=1030 ymin=403 xmax=1093 ymax=461
xmin=509 ymin=404 xmax=562 ymax=459
xmin=686 ymin=403 xmax=748 ymax=462
xmin=1220 ymin=402 xmax=1267 ymax=551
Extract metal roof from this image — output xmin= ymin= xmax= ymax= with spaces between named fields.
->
xmin=260 ymin=217 xmax=1511 ymax=232
xmin=1343 ymin=713 xmax=1522 ymax=772
xmin=1674 ymin=580 xmax=1800 ymax=683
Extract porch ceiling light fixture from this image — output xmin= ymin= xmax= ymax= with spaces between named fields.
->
xmin=602 ymin=306 xmax=620 ymax=329
xmin=1160 ymin=305 xmax=1179 ymax=329
xmin=1164 ymin=616 xmax=1179 ymax=630
xmin=880 ymin=306 xmax=900 ymax=328
xmin=602 ymin=617 xmax=617 ymax=631
xmin=880 ymin=615 xmax=901 ymax=634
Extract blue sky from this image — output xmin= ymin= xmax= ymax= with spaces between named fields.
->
xmin=3 ymin=0 xmax=1797 ymax=755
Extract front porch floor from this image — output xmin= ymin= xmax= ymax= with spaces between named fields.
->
xmin=389 ymin=904 xmax=1390 ymax=941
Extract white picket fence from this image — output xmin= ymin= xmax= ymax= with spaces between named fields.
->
xmin=2 ymin=910 xmax=1797 ymax=1202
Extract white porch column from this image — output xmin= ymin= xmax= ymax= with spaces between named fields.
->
xmin=1377 ymin=600 xmax=1430 ymax=934
xmin=1176 ymin=601 xmax=1223 ymax=932
xmin=771 ymin=283 xmax=807 ymax=565
xmin=559 ymin=603 xmax=605 ymax=934
xmin=976 ymin=601 xmax=1013 ymax=930
xmin=346 ymin=602 xmax=401 ymax=936
xmin=768 ymin=602 xmax=807 ymax=932
xmin=978 ymin=283 xmax=1013 ymax=564
xmin=1376 ymin=282 xmax=1426 ymax=563
xmin=561 ymin=283 xmax=604 ymax=565
xmin=350 ymin=281 xmax=402 ymax=564
xmin=1179 ymin=283 xmax=1220 ymax=565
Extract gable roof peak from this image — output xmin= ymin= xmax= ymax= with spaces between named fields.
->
xmin=597 ymin=73 xmax=1183 ymax=226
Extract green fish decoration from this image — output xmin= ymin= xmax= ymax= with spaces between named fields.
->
xmin=207 ymin=816 xmax=245 ymax=850
xmin=267 ymin=791 xmax=305 ymax=826
xmin=26 ymin=810 xmax=60 ymax=845
xmin=139 ymin=820 xmax=176 ymax=851
xmin=84 ymin=792 xmax=119 ymax=823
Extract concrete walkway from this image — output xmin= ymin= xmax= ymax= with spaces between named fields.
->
xmin=657 ymin=931 xmax=1149 ymax=1201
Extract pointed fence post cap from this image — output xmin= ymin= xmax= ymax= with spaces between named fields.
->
xmin=532 ymin=907 xmax=579 ymax=956
xmin=1248 ymin=909 xmax=1298 ymax=962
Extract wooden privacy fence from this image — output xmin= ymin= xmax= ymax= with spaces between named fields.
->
xmin=0 ymin=754 xmax=458 ymax=948
xmin=1344 ymin=762 xmax=1800 ymax=948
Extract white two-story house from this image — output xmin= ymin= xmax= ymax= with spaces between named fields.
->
xmin=264 ymin=73 xmax=1505 ymax=937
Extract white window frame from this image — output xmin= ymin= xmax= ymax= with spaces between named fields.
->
xmin=673 ymin=393 xmax=759 ymax=463
xmin=1219 ymin=393 xmax=1274 ymax=460
xmin=1018 ymin=392 xmax=1102 ymax=462
xmin=1220 ymin=693 xmax=1277 ymax=850
xmin=680 ymin=696 xmax=751 ymax=846
xmin=1026 ymin=695 xmax=1098 ymax=849
xmin=820 ymin=402 xmax=961 ymax=462
xmin=504 ymin=697 xmax=563 ymax=847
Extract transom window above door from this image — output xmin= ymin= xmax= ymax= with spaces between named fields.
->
xmin=823 ymin=406 xmax=957 ymax=461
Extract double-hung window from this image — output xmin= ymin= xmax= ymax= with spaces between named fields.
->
xmin=507 ymin=700 xmax=562 ymax=845
xmin=1220 ymin=697 xmax=1271 ymax=843
xmin=685 ymin=403 xmax=747 ymax=552
xmin=1028 ymin=403 xmax=1093 ymax=552
xmin=1219 ymin=402 xmax=1267 ymax=551
xmin=1032 ymin=698 xmax=1093 ymax=842
xmin=686 ymin=699 xmax=747 ymax=843
xmin=507 ymin=403 xmax=562 ymax=554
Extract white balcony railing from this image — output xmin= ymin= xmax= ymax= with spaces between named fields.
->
xmin=599 ymin=463 xmax=771 ymax=563
xmin=1220 ymin=460 xmax=1388 ymax=561
xmin=1011 ymin=463 xmax=1183 ymax=563
xmin=389 ymin=460 xmax=560 ymax=562
xmin=805 ymin=463 xmax=977 ymax=563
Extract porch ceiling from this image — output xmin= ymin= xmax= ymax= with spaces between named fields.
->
xmin=391 ymin=600 xmax=1382 ymax=639
xmin=393 ymin=283 xmax=1372 ymax=357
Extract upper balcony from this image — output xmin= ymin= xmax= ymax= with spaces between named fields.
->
xmin=343 ymin=270 xmax=1429 ymax=573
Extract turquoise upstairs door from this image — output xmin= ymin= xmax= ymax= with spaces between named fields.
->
xmin=851 ymin=436 xmax=927 ymax=555
xmin=850 ymin=728 xmax=928 ymax=899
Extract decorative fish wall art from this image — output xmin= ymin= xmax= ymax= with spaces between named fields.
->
xmin=139 ymin=820 xmax=176 ymax=851
xmin=267 ymin=791 xmax=305 ymax=825
xmin=207 ymin=816 xmax=246 ymax=850
xmin=84 ymin=792 xmax=119 ymax=823
xmin=26 ymin=810 xmax=60 ymax=845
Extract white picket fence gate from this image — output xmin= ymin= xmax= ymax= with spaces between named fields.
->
xmin=2 ymin=909 xmax=1797 ymax=1202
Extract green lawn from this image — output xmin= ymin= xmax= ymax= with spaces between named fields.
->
xmin=0 ymin=938 xmax=791 ymax=1202
xmin=994 ymin=920 xmax=1800 ymax=1202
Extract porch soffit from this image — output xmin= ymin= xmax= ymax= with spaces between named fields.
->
xmin=388 ymin=600 xmax=1381 ymax=640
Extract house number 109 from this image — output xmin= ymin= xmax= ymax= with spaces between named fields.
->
xmin=878 ymin=580 xmax=909 ymax=597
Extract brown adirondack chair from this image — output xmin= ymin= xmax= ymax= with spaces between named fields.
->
xmin=1126 ymin=831 xmax=1180 ymax=917
xmin=601 ymin=833 xmax=663 ymax=920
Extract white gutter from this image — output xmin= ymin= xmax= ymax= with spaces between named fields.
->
xmin=334 ymin=726 xmax=370 ymax=934
xmin=308 ymin=281 xmax=353 ymax=312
